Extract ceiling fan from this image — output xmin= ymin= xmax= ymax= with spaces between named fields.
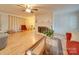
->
xmin=17 ymin=4 xmax=38 ymax=13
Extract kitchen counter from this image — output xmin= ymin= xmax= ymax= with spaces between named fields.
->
xmin=0 ymin=31 xmax=44 ymax=55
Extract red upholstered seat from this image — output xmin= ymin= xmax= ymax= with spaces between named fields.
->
xmin=66 ymin=33 xmax=79 ymax=55
xmin=21 ymin=25 xmax=27 ymax=31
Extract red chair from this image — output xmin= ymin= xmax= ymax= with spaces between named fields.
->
xmin=66 ymin=32 xmax=79 ymax=55
xmin=21 ymin=25 xmax=27 ymax=31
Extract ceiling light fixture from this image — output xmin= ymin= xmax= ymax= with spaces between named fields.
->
xmin=25 ymin=8 xmax=31 ymax=13
xmin=17 ymin=4 xmax=38 ymax=13
xmin=25 ymin=4 xmax=32 ymax=13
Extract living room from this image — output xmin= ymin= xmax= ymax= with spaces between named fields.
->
xmin=0 ymin=4 xmax=79 ymax=55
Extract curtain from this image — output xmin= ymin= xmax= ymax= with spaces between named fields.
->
xmin=8 ymin=15 xmax=26 ymax=32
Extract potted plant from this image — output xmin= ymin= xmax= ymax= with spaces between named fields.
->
xmin=42 ymin=29 xmax=54 ymax=54
xmin=43 ymin=29 xmax=54 ymax=38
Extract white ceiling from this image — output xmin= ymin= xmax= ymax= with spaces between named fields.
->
xmin=0 ymin=4 xmax=79 ymax=17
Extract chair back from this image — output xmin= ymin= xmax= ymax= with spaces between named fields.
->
xmin=66 ymin=32 xmax=72 ymax=41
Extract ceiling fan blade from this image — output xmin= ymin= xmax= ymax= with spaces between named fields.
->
xmin=22 ymin=10 xmax=25 ymax=12
xmin=17 ymin=5 xmax=26 ymax=8
xmin=17 ymin=4 xmax=38 ymax=13
xmin=32 ymin=9 xmax=38 ymax=11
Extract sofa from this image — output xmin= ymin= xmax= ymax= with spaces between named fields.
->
xmin=0 ymin=32 xmax=8 ymax=50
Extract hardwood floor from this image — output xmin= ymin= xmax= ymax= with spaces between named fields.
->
xmin=0 ymin=31 xmax=44 ymax=55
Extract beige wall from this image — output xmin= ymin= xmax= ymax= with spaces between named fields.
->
xmin=25 ymin=14 xmax=35 ymax=30
xmin=8 ymin=15 xmax=26 ymax=32
xmin=0 ymin=11 xmax=53 ymax=33
xmin=0 ymin=12 xmax=27 ymax=32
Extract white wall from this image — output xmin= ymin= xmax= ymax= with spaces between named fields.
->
xmin=35 ymin=12 xmax=52 ymax=32
xmin=1 ymin=14 xmax=8 ymax=32
xmin=0 ymin=12 xmax=27 ymax=32
xmin=53 ymin=11 xmax=79 ymax=35
xmin=75 ymin=11 xmax=79 ymax=31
